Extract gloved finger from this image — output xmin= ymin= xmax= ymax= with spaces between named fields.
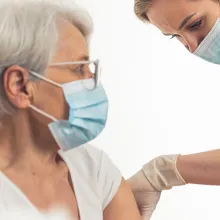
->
xmin=141 ymin=213 xmax=153 ymax=220
xmin=134 ymin=191 xmax=161 ymax=206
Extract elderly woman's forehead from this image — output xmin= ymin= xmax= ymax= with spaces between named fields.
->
xmin=55 ymin=20 xmax=88 ymax=61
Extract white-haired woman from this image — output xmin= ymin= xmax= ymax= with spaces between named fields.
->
xmin=0 ymin=1 xmax=140 ymax=219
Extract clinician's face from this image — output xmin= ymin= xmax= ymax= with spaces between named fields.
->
xmin=147 ymin=0 xmax=220 ymax=52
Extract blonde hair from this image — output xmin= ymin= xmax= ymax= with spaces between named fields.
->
xmin=135 ymin=0 xmax=220 ymax=22
xmin=134 ymin=0 xmax=152 ymax=22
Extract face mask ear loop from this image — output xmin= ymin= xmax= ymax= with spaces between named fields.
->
xmin=29 ymin=104 xmax=57 ymax=122
xmin=29 ymin=71 xmax=62 ymax=87
xmin=28 ymin=71 xmax=62 ymax=122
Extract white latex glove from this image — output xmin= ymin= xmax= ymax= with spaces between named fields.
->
xmin=128 ymin=170 xmax=161 ymax=220
xmin=128 ymin=154 xmax=186 ymax=220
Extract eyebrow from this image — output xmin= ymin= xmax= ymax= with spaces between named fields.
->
xmin=162 ymin=12 xmax=197 ymax=36
xmin=178 ymin=12 xmax=196 ymax=30
xmin=77 ymin=55 xmax=89 ymax=61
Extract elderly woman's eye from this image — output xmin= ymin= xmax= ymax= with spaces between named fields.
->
xmin=190 ymin=20 xmax=202 ymax=30
xmin=74 ymin=65 xmax=85 ymax=74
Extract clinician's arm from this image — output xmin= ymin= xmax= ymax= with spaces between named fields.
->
xmin=177 ymin=149 xmax=220 ymax=185
xmin=104 ymin=178 xmax=141 ymax=220
xmin=131 ymin=149 xmax=220 ymax=192
xmin=127 ymin=149 xmax=220 ymax=219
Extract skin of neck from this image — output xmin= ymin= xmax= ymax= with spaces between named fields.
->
xmin=0 ymin=108 xmax=62 ymax=176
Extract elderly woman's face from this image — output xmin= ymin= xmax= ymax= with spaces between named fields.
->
xmin=147 ymin=0 xmax=220 ymax=52
xmin=31 ymin=20 xmax=92 ymax=122
xmin=3 ymin=19 xmax=108 ymax=149
xmin=3 ymin=20 xmax=92 ymax=124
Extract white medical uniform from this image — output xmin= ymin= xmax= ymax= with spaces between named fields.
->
xmin=0 ymin=144 xmax=122 ymax=220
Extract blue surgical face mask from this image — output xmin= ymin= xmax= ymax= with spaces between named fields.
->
xmin=194 ymin=18 xmax=220 ymax=64
xmin=29 ymin=66 xmax=108 ymax=151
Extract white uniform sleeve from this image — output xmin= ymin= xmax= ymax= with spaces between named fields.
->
xmin=98 ymin=150 xmax=122 ymax=210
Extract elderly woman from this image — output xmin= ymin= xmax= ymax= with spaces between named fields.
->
xmin=0 ymin=1 xmax=140 ymax=219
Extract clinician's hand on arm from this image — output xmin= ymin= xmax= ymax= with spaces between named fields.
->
xmin=128 ymin=149 xmax=220 ymax=219
xmin=104 ymin=178 xmax=141 ymax=220
xmin=127 ymin=154 xmax=186 ymax=219
xmin=128 ymin=170 xmax=161 ymax=220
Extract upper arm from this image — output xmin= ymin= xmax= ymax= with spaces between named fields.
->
xmin=97 ymin=149 xmax=140 ymax=220
xmin=103 ymin=178 xmax=141 ymax=220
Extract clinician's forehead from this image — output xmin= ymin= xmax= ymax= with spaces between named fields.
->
xmin=147 ymin=0 xmax=212 ymax=33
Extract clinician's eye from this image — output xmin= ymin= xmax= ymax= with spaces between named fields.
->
xmin=170 ymin=34 xmax=181 ymax=40
xmin=170 ymin=34 xmax=177 ymax=39
xmin=190 ymin=20 xmax=202 ymax=30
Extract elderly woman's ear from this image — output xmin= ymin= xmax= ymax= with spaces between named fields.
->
xmin=3 ymin=65 xmax=32 ymax=109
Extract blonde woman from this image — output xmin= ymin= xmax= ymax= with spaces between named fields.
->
xmin=129 ymin=0 xmax=220 ymax=219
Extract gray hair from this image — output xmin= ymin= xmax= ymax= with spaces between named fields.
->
xmin=0 ymin=0 xmax=93 ymax=116
xmin=134 ymin=0 xmax=152 ymax=22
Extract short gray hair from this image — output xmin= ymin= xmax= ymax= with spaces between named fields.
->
xmin=134 ymin=0 xmax=152 ymax=22
xmin=0 ymin=0 xmax=93 ymax=116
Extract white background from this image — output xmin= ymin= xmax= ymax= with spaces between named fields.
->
xmin=73 ymin=0 xmax=220 ymax=219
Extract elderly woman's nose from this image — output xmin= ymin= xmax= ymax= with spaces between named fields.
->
xmin=88 ymin=71 xmax=94 ymax=78
xmin=85 ymin=66 xmax=94 ymax=78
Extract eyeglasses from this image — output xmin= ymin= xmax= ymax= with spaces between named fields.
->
xmin=50 ymin=59 xmax=101 ymax=88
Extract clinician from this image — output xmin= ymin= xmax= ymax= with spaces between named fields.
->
xmin=127 ymin=0 xmax=220 ymax=219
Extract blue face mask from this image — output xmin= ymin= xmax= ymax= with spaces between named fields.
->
xmin=194 ymin=18 xmax=220 ymax=64
xmin=29 ymin=70 xmax=108 ymax=151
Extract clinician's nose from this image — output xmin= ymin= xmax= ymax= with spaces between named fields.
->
xmin=182 ymin=34 xmax=205 ymax=53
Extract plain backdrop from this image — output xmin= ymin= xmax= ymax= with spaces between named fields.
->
xmin=68 ymin=0 xmax=220 ymax=219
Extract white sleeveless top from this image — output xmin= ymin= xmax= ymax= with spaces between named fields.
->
xmin=0 ymin=144 xmax=122 ymax=220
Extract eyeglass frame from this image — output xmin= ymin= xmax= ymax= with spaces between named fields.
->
xmin=49 ymin=59 xmax=101 ymax=87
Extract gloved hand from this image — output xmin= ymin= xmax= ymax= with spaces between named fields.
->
xmin=128 ymin=169 xmax=161 ymax=220
xmin=128 ymin=154 xmax=186 ymax=220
